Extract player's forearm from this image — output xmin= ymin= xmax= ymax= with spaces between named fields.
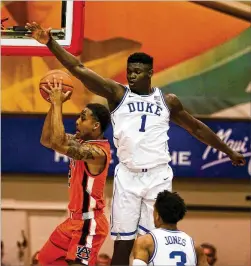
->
xmin=51 ymin=103 xmax=66 ymax=147
xmin=46 ymin=37 xmax=82 ymax=74
xmin=46 ymin=37 xmax=115 ymax=99
xmin=192 ymin=120 xmax=234 ymax=157
xmin=40 ymin=105 xmax=53 ymax=148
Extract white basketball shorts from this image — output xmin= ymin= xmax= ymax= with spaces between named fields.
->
xmin=110 ymin=163 xmax=173 ymax=240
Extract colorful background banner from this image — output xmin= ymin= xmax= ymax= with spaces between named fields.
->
xmin=2 ymin=115 xmax=250 ymax=178
xmin=1 ymin=1 xmax=251 ymax=117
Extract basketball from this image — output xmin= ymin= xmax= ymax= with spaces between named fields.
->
xmin=39 ymin=70 xmax=74 ymax=102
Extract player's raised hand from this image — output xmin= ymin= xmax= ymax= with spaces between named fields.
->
xmin=25 ymin=22 xmax=51 ymax=45
xmin=41 ymin=76 xmax=72 ymax=104
xmin=229 ymin=151 xmax=246 ymax=166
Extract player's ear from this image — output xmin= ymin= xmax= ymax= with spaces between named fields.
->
xmin=93 ymin=122 xmax=100 ymax=131
xmin=148 ymin=69 xmax=153 ymax=78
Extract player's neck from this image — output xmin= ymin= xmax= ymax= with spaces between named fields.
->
xmin=83 ymin=133 xmax=104 ymax=141
xmin=131 ymin=84 xmax=153 ymax=95
xmin=160 ymin=223 xmax=178 ymax=231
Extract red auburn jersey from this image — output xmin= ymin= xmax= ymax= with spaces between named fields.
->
xmin=67 ymin=139 xmax=111 ymax=214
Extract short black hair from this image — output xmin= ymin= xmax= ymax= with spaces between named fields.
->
xmin=86 ymin=103 xmax=110 ymax=133
xmin=155 ymin=190 xmax=187 ymax=224
xmin=201 ymin=243 xmax=217 ymax=255
xmin=127 ymin=52 xmax=153 ymax=68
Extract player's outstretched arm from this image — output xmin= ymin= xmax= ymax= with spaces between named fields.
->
xmin=132 ymin=235 xmax=153 ymax=266
xmin=196 ymin=246 xmax=209 ymax=266
xmin=166 ymin=94 xmax=246 ymax=167
xmin=25 ymin=22 xmax=125 ymax=102
xmin=40 ymin=105 xmax=53 ymax=148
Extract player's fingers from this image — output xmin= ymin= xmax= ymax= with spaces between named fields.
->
xmin=46 ymin=79 xmax=53 ymax=89
xmin=65 ymin=91 xmax=72 ymax=99
xmin=41 ymin=86 xmax=51 ymax=94
xmin=240 ymin=159 xmax=246 ymax=166
xmin=25 ymin=23 xmax=32 ymax=29
xmin=52 ymin=75 xmax=58 ymax=88
xmin=31 ymin=22 xmax=39 ymax=28
xmin=58 ymin=77 xmax=63 ymax=88
xmin=46 ymin=27 xmax=52 ymax=35
xmin=28 ymin=23 xmax=37 ymax=31
xmin=25 ymin=24 xmax=31 ymax=30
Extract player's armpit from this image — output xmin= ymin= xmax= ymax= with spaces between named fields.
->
xmin=52 ymin=141 xmax=106 ymax=162
xmin=132 ymin=234 xmax=153 ymax=265
xmin=196 ymin=246 xmax=209 ymax=266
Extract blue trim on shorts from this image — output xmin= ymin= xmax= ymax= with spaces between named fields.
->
xmin=111 ymin=229 xmax=137 ymax=236
xmin=138 ymin=225 xmax=150 ymax=233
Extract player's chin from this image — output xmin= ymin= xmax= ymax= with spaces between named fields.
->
xmin=129 ymin=83 xmax=140 ymax=91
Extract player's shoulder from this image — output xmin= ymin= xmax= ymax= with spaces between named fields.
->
xmin=162 ymin=93 xmax=183 ymax=112
xmin=87 ymin=139 xmax=110 ymax=148
xmin=177 ymin=230 xmax=193 ymax=239
xmin=80 ymin=140 xmax=108 ymax=158
xmin=135 ymin=233 xmax=154 ymax=248
xmin=163 ymin=93 xmax=179 ymax=103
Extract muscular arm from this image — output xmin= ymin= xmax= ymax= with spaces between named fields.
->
xmin=46 ymin=38 xmax=125 ymax=102
xmin=132 ymin=235 xmax=153 ymax=265
xmin=166 ymin=94 xmax=234 ymax=157
xmin=196 ymin=246 xmax=209 ymax=266
xmin=50 ymin=103 xmax=105 ymax=162
xmin=40 ymin=105 xmax=53 ymax=148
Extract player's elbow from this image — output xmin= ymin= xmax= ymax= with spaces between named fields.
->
xmin=40 ymin=137 xmax=52 ymax=149
xmin=189 ymin=120 xmax=204 ymax=137
xmin=51 ymin=137 xmax=63 ymax=147
xmin=69 ymin=63 xmax=86 ymax=79
xmin=51 ymin=134 xmax=67 ymax=149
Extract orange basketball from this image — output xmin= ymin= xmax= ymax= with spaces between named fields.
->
xmin=39 ymin=70 xmax=73 ymax=102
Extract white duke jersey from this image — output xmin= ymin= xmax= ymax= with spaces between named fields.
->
xmin=148 ymin=228 xmax=197 ymax=266
xmin=111 ymin=86 xmax=171 ymax=170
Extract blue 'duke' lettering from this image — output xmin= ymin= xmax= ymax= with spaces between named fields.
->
xmin=127 ymin=102 xmax=162 ymax=116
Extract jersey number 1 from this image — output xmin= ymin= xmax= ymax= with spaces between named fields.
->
xmin=139 ymin=115 xmax=147 ymax=132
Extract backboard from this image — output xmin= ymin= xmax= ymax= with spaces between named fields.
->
xmin=1 ymin=1 xmax=85 ymax=56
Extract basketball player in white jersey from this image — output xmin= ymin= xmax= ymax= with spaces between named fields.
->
xmin=132 ymin=190 xmax=208 ymax=266
xmin=26 ymin=22 xmax=246 ymax=266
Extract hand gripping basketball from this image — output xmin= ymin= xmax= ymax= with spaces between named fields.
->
xmin=39 ymin=70 xmax=74 ymax=103
xmin=41 ymin=76 xmax=72 ymax=104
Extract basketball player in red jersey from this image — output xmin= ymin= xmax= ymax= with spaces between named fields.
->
xmin=38 ymin=77 xmax=111 ymax=266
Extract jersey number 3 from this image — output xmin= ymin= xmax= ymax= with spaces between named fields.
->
xmin=139 ymin=115 xmax=147 ymax=132
xmin=169 ymin=251 xmax=187 ymax=266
